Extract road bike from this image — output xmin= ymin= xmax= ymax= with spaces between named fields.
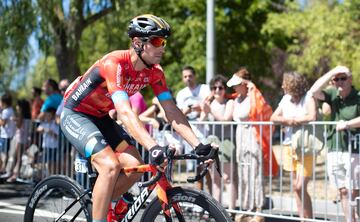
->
xmin=23 ymin=147 xmax=232 ymax=221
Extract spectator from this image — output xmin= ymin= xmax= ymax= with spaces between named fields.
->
xmin=0 ymin=94 xmax=16 ymax=174
xmin=309 ymin=65 xmax=360 ymax=222
xmin=129 ymin=92 xmax=147 ymax=115
xmin=55 ymin=78 xmax=72 ymax=176
xmin=55 ymin=78 xmax=70 ymax=124
xmin=38 ymin=79 xmax=62 ymax=121
xmin=108 ymin=92 xmax=147 ymax=122
xmin=37 ymin=108 xmax=59 ymax=176
xmin=31 ymin=87 xmax=43 ymax=120
xmin=228 ymin=67 xmax=276 ymax=222
xmin=176 ymin=65 xmax=210 ymax=172
xmin=200 ymin=74 xmax=238 ymax=210
xmin=270 ymin=72 xmax=317 ymax=219
xmin=4 ymin=99 xmax=31 ymax=182
xmin=139 ymin=94 xmax=182 ymax=153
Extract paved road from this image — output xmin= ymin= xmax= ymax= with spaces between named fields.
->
xmin=0 ymin=181 xmax=332 ymax=222
xmin=0 ymin=181 xmax=31 ymax=222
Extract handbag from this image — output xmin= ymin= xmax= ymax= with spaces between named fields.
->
xmin=291 ymin=125 xmax=324 ymax=157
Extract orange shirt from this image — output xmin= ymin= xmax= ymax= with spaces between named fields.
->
xmin=31 ymin=97 xmax=43 ymax=120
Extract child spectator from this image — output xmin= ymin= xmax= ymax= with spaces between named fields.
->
xmin=0 ymin=94 xmax=16 ymax=174
xmin=37 ymin=108 xmax=59 ymax=176
xmin=4 ymin=99 xmax=32 ymax=182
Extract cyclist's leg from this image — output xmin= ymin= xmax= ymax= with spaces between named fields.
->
xmin=94 ymin=115 xmax=144 ymax=200
xmin=60 ymin=108 xmax=121 ymax=221
xmin=91 ymin=147 xmax=121 ymax=220
xmin=112 ymin=145 xmax=144 ymax=199
xmin=97 ymin=117 xmax=144 ymax=200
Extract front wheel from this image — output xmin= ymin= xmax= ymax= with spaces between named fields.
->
xmin=141 ymin=187 xmax=232 ymax=222
xmin=24 ymin=175 xmax=92 ymax=222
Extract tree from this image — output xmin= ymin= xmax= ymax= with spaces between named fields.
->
xmin=0 ymin=0 xmax=122 ymax=82
xmin=5 ymin=0 xmax=284 ymax=102
xmin=262 ymin=0 xmax=360 ymax=87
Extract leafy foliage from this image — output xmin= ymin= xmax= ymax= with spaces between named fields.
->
xmin=263 ymin=0 xmax=360 ymax=87
xmin=3 ymin=0 xmax=360 ymax=106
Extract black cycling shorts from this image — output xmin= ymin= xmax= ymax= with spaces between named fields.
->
xmin=60 ymin=108 xmax=135 ymax=159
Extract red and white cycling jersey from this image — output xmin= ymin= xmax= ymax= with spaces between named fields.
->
xmin=64 ymin=50 xmax=169 ymax=117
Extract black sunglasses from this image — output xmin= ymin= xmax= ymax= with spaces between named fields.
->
xmin=332 ymin=77 xmax=348 ymax=82
xmin=211 ymin=86 xmax=225 ymax=90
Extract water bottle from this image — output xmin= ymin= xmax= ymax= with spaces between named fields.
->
xmin=114 ymin=192 xmax=134 ymax=219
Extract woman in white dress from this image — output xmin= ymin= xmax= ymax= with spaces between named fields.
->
xmin=227 ymin=68 xmax=265 ymax=222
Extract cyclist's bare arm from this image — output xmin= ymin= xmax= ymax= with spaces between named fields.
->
xmin=114 ymin=100 xmax=157 ymax=150
xmin=159 ymin=99 xmax=201 ymax=148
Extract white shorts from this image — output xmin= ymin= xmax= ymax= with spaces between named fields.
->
xmin=326 ymin=151 xmax=360 ymax=189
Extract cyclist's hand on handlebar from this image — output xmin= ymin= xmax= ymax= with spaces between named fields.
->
xmin=194 ymin=143 xmax=222 ymax=176
xmin=194 ymin=143 xmax=219 ymax=164
xmin=150 ymin=145 xmax=167 ymax=165
xmin=149 ymin=145 xmax=175 ymax=172
xmin=194 ymin=143 xmax=213 ymax=156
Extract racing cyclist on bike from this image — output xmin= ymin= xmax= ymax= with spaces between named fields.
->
xmin=60 ymin=14 xmax=216 ymax=222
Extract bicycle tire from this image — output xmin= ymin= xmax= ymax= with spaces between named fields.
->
xmin=140 ymin=187 xmax=232 ymax=222
xmin=24 ymin=175 xmax=92 ymax=222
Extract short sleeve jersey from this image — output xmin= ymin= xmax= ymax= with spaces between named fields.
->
xmin=64 ymin=50 xmax=169 ymax=117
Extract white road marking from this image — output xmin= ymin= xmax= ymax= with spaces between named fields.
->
xmin=0 ymin=201 xmax=86 ymax=221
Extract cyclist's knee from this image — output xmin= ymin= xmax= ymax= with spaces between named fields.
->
xmin=109 ymin=159 xmax=121 ymax=173
xmin=96 ymin=158 xmax=121 ymax=179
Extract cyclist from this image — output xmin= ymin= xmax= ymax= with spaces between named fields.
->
xmin=60 ymin=14 xmax=216 ymax=222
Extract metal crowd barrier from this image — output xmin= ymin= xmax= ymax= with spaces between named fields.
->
xmin=13 ymin=120 xmax=360 ymax=222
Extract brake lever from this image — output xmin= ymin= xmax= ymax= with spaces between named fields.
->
xmin=187 ymin=163 xmax=209 ymax=183
xmin=165 ymin=148 xmax=175 ymax=183
xmin=165 ymin=158 xmax=173 ymax=183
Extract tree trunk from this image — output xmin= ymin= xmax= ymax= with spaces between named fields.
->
xmin=54 ymin=23 xmax=82 ymax=81
xmin=55 ymin=43 xmax=81 ymax=81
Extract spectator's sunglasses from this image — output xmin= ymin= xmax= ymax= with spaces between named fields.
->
xmin=211 ymin=86 xmax=225 ymax=91
xmin=332 ymin=76 xmax=348 ymax=82
xmin=143 ymin=36 xmax=167 ymax=48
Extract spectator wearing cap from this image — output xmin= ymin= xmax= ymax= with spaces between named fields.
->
xmin=227 ymin=67 xmax=277 ymax=222
xmin=309 ymin=66 xmax=360 ymax=222
xmin=38 ymin=79 xmax=63 ymax=121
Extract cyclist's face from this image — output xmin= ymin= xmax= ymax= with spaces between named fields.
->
xmin=142 ymin=38 xmax=166 ymax=65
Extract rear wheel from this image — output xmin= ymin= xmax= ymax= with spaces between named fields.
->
xmin=24 ymin=175 xmax=92 ymax=222
xmin=141 ymin=187 xmax=232 ymax=222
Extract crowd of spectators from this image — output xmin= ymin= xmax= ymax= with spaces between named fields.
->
xmin=0 ymin=64 xmax=359 ymax=221
xmin=0 ymin=78 xmax=69 ymax=182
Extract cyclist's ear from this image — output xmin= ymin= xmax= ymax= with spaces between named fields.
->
xmin=132 ymin=37 xmax=142 ymax=48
